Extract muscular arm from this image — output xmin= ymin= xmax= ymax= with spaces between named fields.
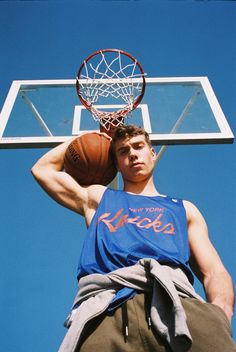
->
xmin=184 ymin=200 xmax=235 ymax=322
xmin=31 ymin=138 xmax=106 ymax=225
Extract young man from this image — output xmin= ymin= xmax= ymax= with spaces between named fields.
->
xmin=31 ymin=125 xmax=235 ymax=352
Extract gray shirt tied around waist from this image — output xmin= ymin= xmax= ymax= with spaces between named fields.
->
xmin=58 ymin=258 xmax=204 ymax=352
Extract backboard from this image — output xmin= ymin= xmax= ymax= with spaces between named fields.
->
xmin=0 ymin=77 xmax=234 ymax=148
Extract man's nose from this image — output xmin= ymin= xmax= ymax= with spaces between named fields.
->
xmin=129 ymin=148 xmax=138 ymax=160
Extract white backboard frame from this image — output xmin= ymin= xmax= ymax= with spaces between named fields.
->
xmin=0 ymin=77 xmax=234 ymax=148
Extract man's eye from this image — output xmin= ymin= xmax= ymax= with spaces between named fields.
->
xmin=135 ymin=144 xmax=144 ymax=149
xmin=119 ymin=149 xmax=127 ymax=155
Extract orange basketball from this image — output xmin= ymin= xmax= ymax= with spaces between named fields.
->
xmin=64 ymin=133 xmax=117 ymax=185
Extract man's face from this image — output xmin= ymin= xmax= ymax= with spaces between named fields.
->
xmin=114 ymin=135 xmax=156 ymax=183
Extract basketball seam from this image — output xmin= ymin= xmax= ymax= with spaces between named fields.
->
xmin=98 ymin=135 xmax=106 ymax=179
xmin=100 ymin=136 xmax=116 ymax=184
xmin=79 ymin=137 xmax=90 ymax=176
xmin=94 ymin=134 xmax=104 ymax=183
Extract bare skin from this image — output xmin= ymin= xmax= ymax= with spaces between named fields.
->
xmin=31 ymin=136 xmax=106 ymax=227
xmin=31 ymin=133 xmax=234 ymax=322
xmin=114 ymin=135 xmax=158 ymax=195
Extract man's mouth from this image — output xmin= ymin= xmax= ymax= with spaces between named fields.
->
xmin=131 ymin=162 xmax=143 ymax=168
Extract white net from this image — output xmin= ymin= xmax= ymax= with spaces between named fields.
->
xmin=77 ymin=50 xmax=145 ymax=131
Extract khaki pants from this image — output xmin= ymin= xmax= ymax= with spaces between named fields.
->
xmin=77 ymin=293 xmax=236 ymax=352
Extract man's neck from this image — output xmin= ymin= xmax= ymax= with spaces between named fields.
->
xmin=123 ymin=177 xmax=160 ymax=197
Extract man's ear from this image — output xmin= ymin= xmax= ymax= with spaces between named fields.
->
xmin=151 ymin=147 xmax=156 ymax=160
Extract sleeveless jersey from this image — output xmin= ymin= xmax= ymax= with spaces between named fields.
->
xmin=77 ymin=188 xmax=194 ymax=310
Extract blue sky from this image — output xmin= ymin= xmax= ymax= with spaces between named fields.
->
xmin=0 ymin=1 xmax=235 ymax=351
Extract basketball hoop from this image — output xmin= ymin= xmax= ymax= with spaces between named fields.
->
xmin=76 ymin=49 xmax=146 ymax=135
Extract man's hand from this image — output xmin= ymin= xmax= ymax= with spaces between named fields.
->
xmin=205 ymin=271 xmax=234 ymax=323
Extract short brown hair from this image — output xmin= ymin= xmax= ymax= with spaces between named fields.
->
xmin=111 ymin=124 xmax=151 ymax=155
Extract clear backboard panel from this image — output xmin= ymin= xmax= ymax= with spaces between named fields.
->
xmin=0 ymin=77 xmax=234 ymax=148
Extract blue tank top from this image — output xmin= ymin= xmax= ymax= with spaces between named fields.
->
xmin=77 ymin=188 xmax=193 ymax=310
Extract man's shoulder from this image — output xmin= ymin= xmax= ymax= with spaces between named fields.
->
xmin=182 ymin=200 xmax=205 ymax=224
xmin=87 ymin=184 xmax=108 ymax=201
xmin=83 ymin=185 xmax=108 ymax=225
xmin=183 ymin=199 xmax=199 ymax=211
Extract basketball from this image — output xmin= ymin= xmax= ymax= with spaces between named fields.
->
xmin=64 ymin=132 xmax=117 ymax=185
